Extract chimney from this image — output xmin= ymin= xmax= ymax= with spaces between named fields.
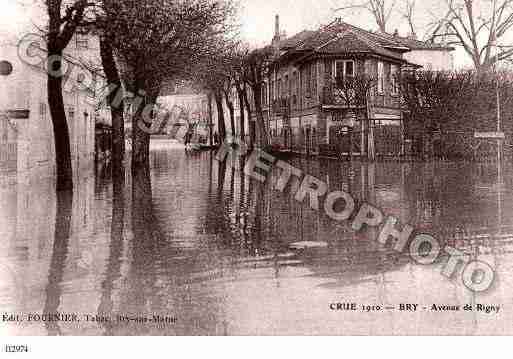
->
xmin=275 ymin=15 xmax=280 ymax=39
xmin=393 ymin=29 xmax=399 ymax=37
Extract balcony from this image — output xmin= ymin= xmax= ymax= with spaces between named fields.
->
xmin=321 ymin=85 xmax=367 ymax=109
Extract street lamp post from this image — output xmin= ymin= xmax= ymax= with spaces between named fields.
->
xmin=492 ymin=39 xmax=503 ymax=235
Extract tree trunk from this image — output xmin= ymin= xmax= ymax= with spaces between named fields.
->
xmin=99 ymin=39 xmax=125 ymax=177
xmin=252 ymin=84 xmax=269 ymax=148
xmin=46 ymin=0 xmax=89 ymax=191
xmin=207 ymin=92 xmax=213 ymax=146
xmin=43 ymin=189 xmax=72 ymax=335
xmin=242 ymin=84 xmax=254 ymax=147
xmin=236 ymin=84 xmax=246 ymax=141
xmin=214 ymin=91 xmax=226 ymax=140
xmin=47 ymin=49 xmax=74 ymax=191
xmin=224 ymin=91 xmax=235 ymax=138
xmin=132 ymin=90 xmax=158 ymax=173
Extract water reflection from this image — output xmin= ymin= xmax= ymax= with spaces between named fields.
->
xmin=97 ymin=168 xmax=125 ymax=336
xmin=43 ymin=190 xmax=73 ymax=336
xmin=1 ymin=148 xmax=513 ymax=335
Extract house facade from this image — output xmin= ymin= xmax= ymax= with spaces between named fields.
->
xmin=0 ymin=34 xmax=109 ymax=179
xmin=252 ymin=17 xmax=453 ymax=156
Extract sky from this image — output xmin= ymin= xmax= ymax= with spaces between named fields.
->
xmin=236 ymin=0 xmax=473 ymax=67
xmin=238 ymin=0 xmax=441 ymax=43
xmin=0 ymin=0 xmax=486 ymax=68
xmin=0 ymin=1 xmax=29 ymax=37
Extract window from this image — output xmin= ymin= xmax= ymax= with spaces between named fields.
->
xmin=293 ymin=71 xmax=299 ymax=105
xmin=391 ymin=65 xmax=399 ymax=95
xmin=377 ymin=61 xmax=384 ymax=94
xmin=39 ymin=103 xmax=46 ymax=121
xmin=335 ymin=60 xmax=355 ymax=79
xmin=76 ymin=35 xmax=89 ymax=50
xmin=305 ymin=66 xmax=311 ymax=98
xmin=345 ymin=61 xmax=354 ymax=77
xmin=68 ymin=106 xmax=75 ymax=121
xmin=291 ymin=73 xmax=296 ymax=97
xmin=312 ymin=63 xmax=317 ymax=98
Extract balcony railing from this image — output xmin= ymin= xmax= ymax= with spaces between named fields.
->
xmin=321 ymin=85 xmax=367 ymax=108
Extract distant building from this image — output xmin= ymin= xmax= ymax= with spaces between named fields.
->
xmin=158 ymin=93 xmax=210 ymax=141
xmin=386 ymin=31 xmax=455 ymax=71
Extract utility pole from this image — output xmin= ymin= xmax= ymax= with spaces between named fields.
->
xmin=493 ymin=37 xmax=503 ymax=235
xmin=492 ymin=39 xmax=502 ymax=169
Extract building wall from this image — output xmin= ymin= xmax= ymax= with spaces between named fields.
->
xmin=265 ymin=53 xmax=404 ymax=153
xmin=0 ymin=43 xmax=97 ymax=179
xmin=404 ymin=50 xmax=454 ymax=71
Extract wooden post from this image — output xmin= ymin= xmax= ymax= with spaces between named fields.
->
xmin=349 ymin=128 xmax=353 ymax=163
xmin=365 ymin=90 xmax=375 ymax=161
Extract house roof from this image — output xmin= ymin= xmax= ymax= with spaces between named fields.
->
xmin=275 ymin=19 xmax=453 ymax=64
xmin=279 ymin=30 xmax=316 ymax=49
xmin=369 ymin=31 xmax=455 ymax=51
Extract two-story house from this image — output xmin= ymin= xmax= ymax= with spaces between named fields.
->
xmin=262 ymin=17 xmax=452 ymax=157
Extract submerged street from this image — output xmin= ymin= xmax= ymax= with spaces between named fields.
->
xmin=2 ymin=142 xmax=513 ymax=335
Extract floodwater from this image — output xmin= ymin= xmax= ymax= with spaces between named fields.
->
xmin=1 ymin=143 xmax=513 ymax=335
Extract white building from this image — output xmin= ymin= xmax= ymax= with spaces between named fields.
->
xmin=0 ymin=34 xmax=108 ymax=180
xmin=384 ymin=32 xmax=455 ymax=71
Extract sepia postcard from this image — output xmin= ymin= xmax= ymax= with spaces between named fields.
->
xmin=1 ymin=0 xmax=513 ymax=347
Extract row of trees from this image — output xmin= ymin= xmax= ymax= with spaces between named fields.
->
xmin=192 ymin=44 xmax=276 ymax=149
xmin=44 ymin=0 xmax=236 ymax=190
xmin=44 ymin=0 xmax=282 ymax=192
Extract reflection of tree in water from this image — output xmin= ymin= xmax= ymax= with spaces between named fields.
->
xmin=116 ymin=164 xmax=161 ymax=335
xmin=43 ymin=190 xmax=73 ymax=336
xmin=108 ymin=161 xmax=227 ymax=335
xmin=97 ymin=166 xmax=125 ymax=336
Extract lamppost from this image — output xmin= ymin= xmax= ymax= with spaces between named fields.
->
xmin=492 ymin=40 xmax=502 ymax=163
xmin=492 ymin=38 xmax=503 ymax=236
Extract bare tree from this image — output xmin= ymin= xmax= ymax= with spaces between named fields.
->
xmin=98 ymin=37 xmax=124 ymax=176
xmin=334 ymin=73 xmax=375 ymax=107
xmin=223 ymin=83 xmax=236 ymax=137
xmin=333 ymin=0 xmax=397 ymax=32
xmin=46 ymin=0 xmax=91 ymax=191
xmin=430 ymin=0 xmax=513 ymax=71
xmin=333 ymin=74 xmax=376 ymax=158
xmin=243 ymin=46 xmax=274 ymax=148
xmin=402 ymin=0 xmax=417 ymax=37
xmin=194 ymin=54 xmax=229 ymax=141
